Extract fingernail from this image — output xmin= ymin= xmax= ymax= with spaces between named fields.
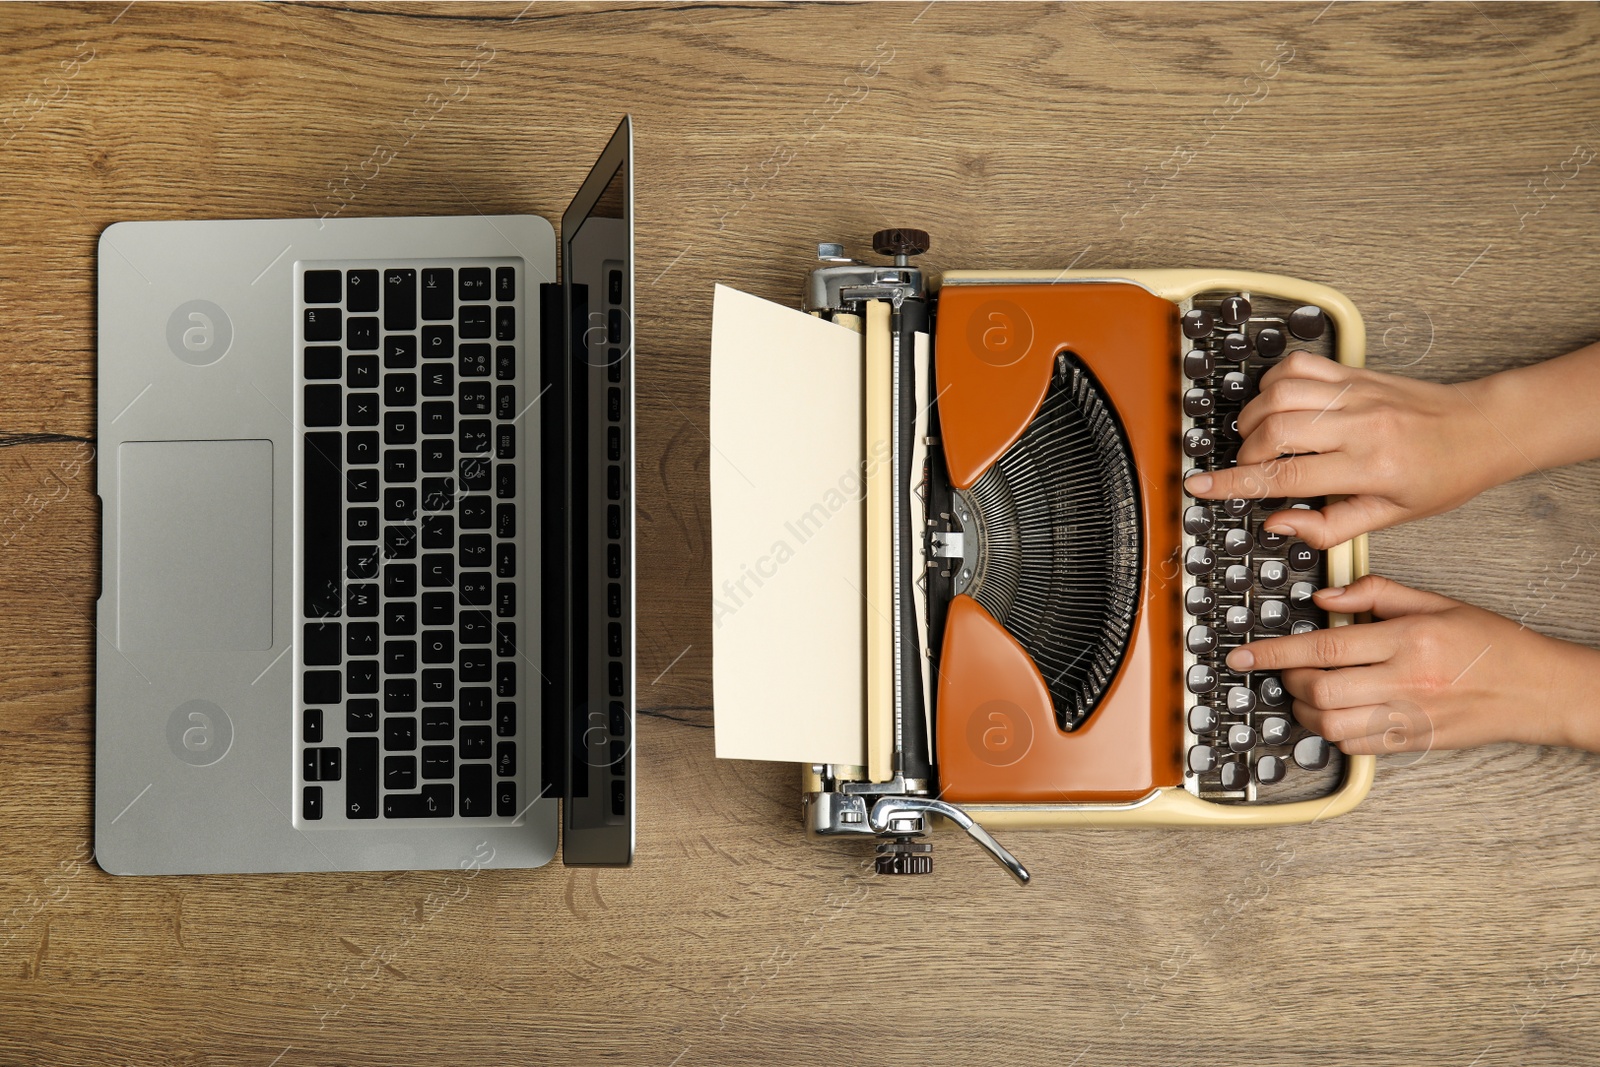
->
xmin=1264 ymin=523 xmax=1295 ymax=536
xmin=1318 ymin=585 xmax=1346 ymax=599
xmin=1227 ymin=648 xmax=1254 ymax=671
xmin=1184 ymin=473 xmax=1212 ymax=494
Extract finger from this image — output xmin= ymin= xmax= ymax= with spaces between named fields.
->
xmin=1258 ymin=349 xmax=1351 ymax=390
xmin=1290 ymin=700 xmax=1385 ymax=742
xmin=1236 ymin=410 xmax=1349 ymax=466
xmin=1237 ymin=378 xmax=1352 ymax=439
xmin=1261 ymin=495 xmax=1403 ymax=549
xmin=1282 ymin=664 xmax=1393 ymax=710
xmin=1185 ymin=451 xmax=1358 ymax=501
xmin=1226 ymin=620 xmax=1399 ymax=674
xmin=1310 ymin=573 xmax=1458 ymax=619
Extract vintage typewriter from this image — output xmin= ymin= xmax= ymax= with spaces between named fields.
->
xmin=784 ymin=229 xmax=1374 ymax=884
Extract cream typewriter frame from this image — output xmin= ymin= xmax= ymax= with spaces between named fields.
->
xmin=807 ymin=268 xmax=1375 ymax=830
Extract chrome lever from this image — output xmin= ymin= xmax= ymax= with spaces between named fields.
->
xmin=870 ymin=797 xmax=1031 ymax=885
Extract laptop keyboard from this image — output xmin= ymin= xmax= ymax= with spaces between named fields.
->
xmin=296 ymin=261 xmax=527 ymax=824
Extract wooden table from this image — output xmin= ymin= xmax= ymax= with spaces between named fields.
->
xmin=3 ymin=2 xmax=1599 ymax=1063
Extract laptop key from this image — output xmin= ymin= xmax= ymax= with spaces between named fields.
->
xmin=305 ymin=346 xmax=341 ymax=379
xmin=304 ymin=623 xmax=340 ymax=666
xmin=460 ymin=381 xmax=491 ymax=415
xmin=421 ymin=477 xmax=454 ymax=513
xmin=347 ymin=658 xmax=378 ymax=693
xmin=384 ymin=716 xmax=417 ymax=751
xmin=385 ymin=755 xmax=417 ymax=791
xmin=384 ymin=372 xmax=417 ymax=408
xmin=346 ymin=738 xmax=379 ymax=818
xmin=347 ymin=431 xmax=378 ymax=465
xmin=347 ymin=391 xmax=379 ymax=426
xmin=422 ymin=438 xmax=454 ymax=472
xmin=495 ymin=701 xmax=515 ymax=736
xmin=421 ymin=706 xmax=453 ymax=741
xmin=302 ymin=786 xmax=323 ymax=820
xmin=495 ymin=306 xmax=515 ymax=341
xmin=346 ymin=623 xmax=378 ymax=657
xmin=459 ymin=267 xmax=490 ymax=300
xmin=460 ymin=648 xmax=492 ymax=682
xmin=384 ymin=451 xmax=417 ymax=485
xmin=496 ymin=741 xmax=515 ymax=777
xmin=495 ymin=266 xmax=515 ymax=302
xmin=304 ymin=307 xmax=340 ymax=342
xmin=422 ymin=360 xmax=454 ymax=396
xmin=460 ymin=572 xmax=491 ymax=606
xmin=421 ymin=668 xmax=453 ymax=704
xmin=304 ymin=386 xmax=341 ymax=428
xmin=347 ymin=317 xmax=379 ymax=351
xmin=496 ymin=384 xmax=514 ymax=419
xmin=496 ymin=503 xmax=515 ymax=538
xmin=384 ymin=783 xmax=451 ymax=818
xmin=303 ymin=669 xmax=340 ymax=705
xmin=460 ymin=725 xmax=492 ymax=760
xmin=304 ymin=270 xmax=341 ymax=304
xmin=460 ymin=343 xmax=491 ymax=377
xmin=385 ymin=410 xmax=417 ymax=445
xmin=460 ymin=457 xmax=491 ymax=492
xmin=384 ymin=335 xmax=417 ymax=369
xmin=462 ymin=688 xmax=493 ymax=721
xmin=422 ymin=745 xmax=454 ymax=780
xmin=496 ymin=661 xmax=515 ymax=697
xmin=496 ymin=462 xmax=515 ymax=499
xmin=460 ymin=495 xmax=491 ymax=529
xmin=384 ymin=678 xmax=416 ymax=714
xmin=347 ymin=699 xmax=378 ymax=732
xmin=346 ymin=468 xmax=378 ymax=503
xmin=496 ymin=781 xmax=515 ymax=817
xmin=317 ymin=746 xmax=341 ymax=782
xmin=421 ymin=591 xmax=453 ymax=626
xmin=460 ymin=764 xmax=492 ymax=817
xmin=347 ymin=269 xmax=379 ymax=311
xmin=384 ymin=524 xmax=417 ymax=559
xmin=421 ymin=268 xmax=453 ymax=320
xmin=495 ymin=345 xmax=515 ymax=380
xmin=383 ymin=269 xmax=416 ymax=331
xmin=422 ymin=553 xmax=454 ymax=587
xmin=460 ymin=535 xmax=491 ymax=568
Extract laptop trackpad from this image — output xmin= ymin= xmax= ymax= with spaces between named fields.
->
xmin=118 ymin=440 xmax=274 ymax=651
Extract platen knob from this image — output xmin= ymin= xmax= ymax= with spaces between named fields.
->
xmin=872 ymin=227 xmax=931 ymax=258
xmin=875 ymin=838 xmax=933 ymax=875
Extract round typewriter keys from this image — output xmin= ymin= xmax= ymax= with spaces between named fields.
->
xmin=1187 ymin=744 xmax=1218 ymax=774
xmin=1223 ymin=564 xmax=1252 ymax=593
xmin=1227 ymin=722 xmax=1257 ymax=752
xmin=1188 ymin=705 xmax=1220 ymax=734
xmin=1182 ymin=426 xmax=1215 ymax=458
xmin=1287 ymin=542 xmax=1319 ymax=571
xmin=1294 ymin=735 xmax=1332 ymax=770
xmin=1255 ymin=754 xmax=1287 ymax=784
xmin=1289 ymin=581 xmax=1317 ymax=607
xmin=1258 ymin=558 xmax=1289 ymax=588
xmin=1183 ymin=505 xmax=1213 ymax=537
xmin=1257 ymin=528 xmax=1289 ymax=550
xmin=1221 ymin=333 xmax=1250 ymax=361
xmin=1219 ymin=295 xmax=1251 ymax=326
xmin=1181 ymin=308 xmax=1216 ymax=339
xmin=1258 ymin=599 xmax=1290 ymax=629
xmin=1219 ymin=370 xmax=1249 ymax=402
xmin=1258 ymin=675 xmax=1288 ymax=706
xmin=1219 ymin=760 xmax=1250 ymax=790
xmin=1260 ymin=715 xmax=1293 ymax=745
xmin=1224 ymin=605 xmax=1254 ymax=634
xmin=1186 ymin=663 xmax=1219 ymax=695
xmin=1290 ymin=619 xmax=1319 ymax=635
xmin=1185 ymin=585 xmax=1217 ymax=616
xmin=1255 ymin=326 xmax=1287 ymax=360
xmin=1289 ymin=304 xmax=1328 ymax=340
xmin=1184 ymin=545 xmax=1216 ymax=576
xmin=1222 ymin=497 xmax=1251 ymax=518
xmin=1223 ymin=527 xmax=1253 ymax=557
xmin=1182 ymin=388 xmax=1215 ymax=418
xmin=1186 ymin=624 xmax=1218 ymax=655
xmin=1226 ymin=685 xmax=1257 ymax=715
xmin=1183 ymin=349 xmax=1215 ymax=378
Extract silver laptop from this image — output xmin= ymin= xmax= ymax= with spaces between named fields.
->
xmin=94 ymin=118 xmax=635 ymax=874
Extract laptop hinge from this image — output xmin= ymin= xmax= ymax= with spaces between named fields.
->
xmin=539 ymin=281 xmax=567 ymax=802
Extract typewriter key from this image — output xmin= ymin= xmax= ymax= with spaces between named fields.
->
xmin=1220 ymin=295 xmax=1251 ymax=326
xmin=1219 ymin=760 xmax=1250 ymax=790
xmin=1185 ymin=585 xmax=1217 ymax=616
xmin=1260 ymin=716 xmax=1293 ymax=745
xmin=1219 ymin=370 xmax=1249 ymax=402
xmin=1260 ymin=497 xmax=1287 ymax=511
xmin=1290 ymin=619 xmax=1319 ymax=635
xmin=1287 ymin=542 xmax=1318 ymax=571
xmin=1258 ymin=599 xmax=1290 ymax=629
xmin=1183 ymin=505 xmax=1213 ymax=537
xmin=1183 ymin=426 xmax=1215 ymax=458
xmin=1187 ymin=744 xmax=1218 ymax=774
xmin=1186 ymin=663 xmax=1219 ymax=694
xmin=1255 ymin=754 xmax=1287 ymax=784
xmin=1227 ymin=722 xmax=1257 ymax=752
xmin=1186 ymin=624 xmax=1219 ymax=655
xmin=1224 ymin=604 xmax=1254 ymax=634
xmin=1188 ymin=705 xmax=1220 ymax=735
xmin=1258 ymin=558 xmax=1288 ymax=588
xmin=1289 ymin=581 xmax=1317 ymax=607
xmin=1221 ymin=333 xmax=1250 ymax=361
xmin=1226 ymin=685 xmax=1257 ymax=715
xmin=1255 ymin=326 xmax=1287 ymax=360
xmin=1258 ymin=675 xmax=1288 ymax=706
xmin=1288 ymin=304 xmax=1328 ymax=340
xmin=1183 ymin=388 xmax=1215 ymax=418
xmin=1223 ymin=527 xmax=1252 ymax=556
xmin=1183 ymin=349 xmax=1215 ymax=378
xmin=1222 ymin=497 xmax=1251 ymax=517
xmin=1184 ymin=545 xmax=1216 ymax=576
xmin=1258 ymin=528 xmax=1289 ymax=550
xmin=1224 ymin=564 xmax=1252 ymax=593
xmin=1293 ymin=735 xmax=1331 ymax=770
xmin=1181 ymin=308 xmax=1215 ymax=339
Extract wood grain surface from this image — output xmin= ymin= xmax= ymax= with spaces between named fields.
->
xmin=3 ymin=2 xmax=1600 ymax=1064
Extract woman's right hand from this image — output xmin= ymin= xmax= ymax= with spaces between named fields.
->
xmin=1183 ymin=351 xmax=1518 ymax=549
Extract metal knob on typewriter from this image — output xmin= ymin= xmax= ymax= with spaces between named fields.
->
xmin=876 ymin=839 xmax=934 ymax=875
xmin=872 ymin=227 xmax=931 ymax=260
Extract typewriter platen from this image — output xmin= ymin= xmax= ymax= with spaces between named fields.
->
xmin=797 ymin=230 xmax=1373 ymax=884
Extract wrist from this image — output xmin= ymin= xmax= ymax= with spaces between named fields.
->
xmin=1456 ymin=371 xmax=1538 ymax=490
xmin=1533 ymin=638 xmax=1600 ymax=753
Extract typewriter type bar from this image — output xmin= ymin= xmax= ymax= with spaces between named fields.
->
xmin=798 ymin=234 xmax=1373 ymax=882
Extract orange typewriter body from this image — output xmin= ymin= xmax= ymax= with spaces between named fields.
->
xmin=935 ymin=282 xmax=1186 ymax=804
